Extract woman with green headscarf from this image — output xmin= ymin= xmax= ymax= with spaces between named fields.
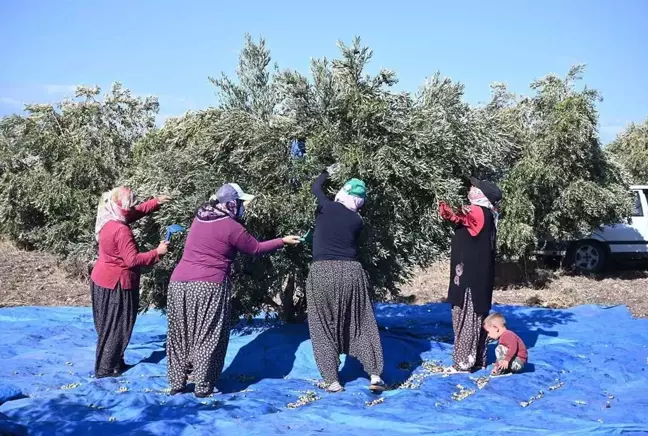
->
xmin=306 ymin=165 xmax=385 ymax=393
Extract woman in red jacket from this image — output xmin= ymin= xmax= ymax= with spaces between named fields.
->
xmin=90 ymin=186 xmax=170 ymax=378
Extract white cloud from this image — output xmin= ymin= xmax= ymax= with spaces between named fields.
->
xmin=43 ymin=84 xmax=77 ymax=95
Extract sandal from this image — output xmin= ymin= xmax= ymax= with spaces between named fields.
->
xmin=443 ymin=366 xmax=470 ymax=375
xmin=369 ymin=375 xmax=386 ymax=392
xmin=325 ymin=382 xmax=344 ymax=393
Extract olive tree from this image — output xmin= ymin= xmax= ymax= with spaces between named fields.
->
xmin=126 ymin=35 xmax=516 ymax=320
xmin=0 ymin=84 xmax=158 ymax=270
xmin=498 ymin=65 xmax=632 ymax=258
xmin=607 ymin=119 xmax=648 ymax=184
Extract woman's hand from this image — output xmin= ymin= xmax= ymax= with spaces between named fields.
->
xmin=439 ymin=202 xmax=454 ymax=220
xmin=156 ymin=195 xmax=172 ymax=204
xmin=326 ymin=163 xmax=341 ymax=177
xmin=282 ymin=235 xmax=301 ymax=246
xmin=156 ymin=241 xmax=170 ymax=256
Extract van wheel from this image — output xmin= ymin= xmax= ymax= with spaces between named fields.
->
xmin=568 ymin=241 xmax=607 ymax=273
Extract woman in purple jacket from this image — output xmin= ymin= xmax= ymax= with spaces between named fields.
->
xmin=166 ymin=183 xmax=300 ymax=397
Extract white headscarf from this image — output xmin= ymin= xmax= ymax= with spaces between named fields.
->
xmin=335 ymin=189 xmax=365 ymax=213
xmin=95 ymin=187 xmax=135 ymax=241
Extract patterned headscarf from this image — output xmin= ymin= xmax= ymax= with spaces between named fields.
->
xmin=95 ymin=187 xmax=135 ymax=240
xmin=468 ymin=186 xmax=494 ymax=210
xmin=468 ymin=186 xmax=499 ymax=226
xmin=335 ymin=189 xmax=365 ymax=213
xmin=195 ymin=195 xmax=239 ymax=222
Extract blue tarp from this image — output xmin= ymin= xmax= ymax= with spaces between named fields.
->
xmin=1 ymin=303 xmax=647 ymax=435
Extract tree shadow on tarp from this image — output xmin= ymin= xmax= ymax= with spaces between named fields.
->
xmin=219 ymin=322 xmax=310 ymax=393
xmin=521 ymin=362 xmax=536 ymax=373
xmin=5 ymin=393 xmax=240 ymax=436
xmin=338 ymin=329 xmax=435 ymax=386
xmin=0 ymin=412 xmax=28 ymax=436
xmin=130 ymin=333 xmax=167 ymax=366
xmin=222 ymin=313 xmax=440 ymax=390
xmin=495 ymin=306 xmax=575 ymax=349
xmin=139 ymin=334 xmax=167 ymax=344
xmin=139 ymin=348 xmax=167 ymax=365
xmin=380 ymin=303 xmax=575 ymax=371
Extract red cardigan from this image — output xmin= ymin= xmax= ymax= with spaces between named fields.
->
xmin=91 ymin=199 xmax=161 ymax=290
xmin=439 ymin=203 xmax=485 ymax=236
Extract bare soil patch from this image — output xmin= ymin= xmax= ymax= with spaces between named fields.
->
xmin=0 ymin=240 xmax=90 ymax=308
xmin=401 ymin=259 xmax=648 ymax=318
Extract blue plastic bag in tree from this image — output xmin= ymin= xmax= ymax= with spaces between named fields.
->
xmin=165 ymin=224 xmax=186 ymax=242
xmin=290 ymin=139 xmax=306 ymax=158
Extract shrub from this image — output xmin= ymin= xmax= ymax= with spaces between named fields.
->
xmin=498 ymin=66 xmax=632 ymax=257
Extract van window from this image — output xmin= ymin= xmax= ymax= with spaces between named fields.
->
xmin=632 ymin=191 xmax=644 ymax=217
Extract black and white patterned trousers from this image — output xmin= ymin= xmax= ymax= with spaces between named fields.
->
xmin=306 ymin=260 xmax=384 ymax=384
xmin=451 ymin=288 xmax=488 ymax=371
xmin=166 ymin=280 xmax=231 ymax=395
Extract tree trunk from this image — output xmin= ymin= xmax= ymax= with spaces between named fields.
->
xmin=279 ymin=271 xmax=307 ymax=324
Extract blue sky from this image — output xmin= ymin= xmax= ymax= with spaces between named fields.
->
xmin=1 ymin=0 xmax=646 ymax=143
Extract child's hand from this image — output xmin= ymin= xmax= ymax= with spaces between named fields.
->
xmin=496 ymin=360 xmax=509 ymax=372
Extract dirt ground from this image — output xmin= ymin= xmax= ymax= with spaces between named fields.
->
xmin=1 ymin=240 xmax=647 ymax=318
xmin=0 ymin=240 xmax=90 ymax=308
xmin=400 ymin=259 xmax=648 ymax=318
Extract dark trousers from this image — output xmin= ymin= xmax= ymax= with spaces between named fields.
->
xmin=91 ymin=281 xmax=139 ymax=376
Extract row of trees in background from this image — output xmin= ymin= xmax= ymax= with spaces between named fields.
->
xmin=1 ymin=36 xmax=645 ymax=321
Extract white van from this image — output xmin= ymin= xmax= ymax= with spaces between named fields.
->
xmin=539 ymin=186 xmax=648 ymax=272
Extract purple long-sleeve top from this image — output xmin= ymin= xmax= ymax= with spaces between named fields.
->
xmin=170 ymin=217 xmax=284 ymax=283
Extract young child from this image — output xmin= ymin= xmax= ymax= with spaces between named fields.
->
xmin=483 ymin=313 xmax=528 ymax=375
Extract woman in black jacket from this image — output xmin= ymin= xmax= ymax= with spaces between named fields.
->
xmin=439 ymin=177 xmax=502 ymax=373
xmin=306 ymin=166 xmax=385 ymax=393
